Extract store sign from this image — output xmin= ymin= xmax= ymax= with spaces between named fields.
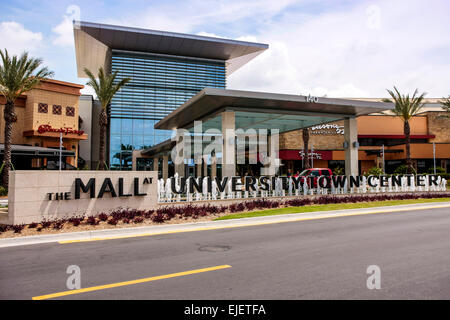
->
xmin=305 ymin=94 xmax=319 ymax=103
xmin=310 ymin=124 xmax=344 ymax=135
xmin=46 ymin=177 xmax=153 ymax=201
xmin=279 ymin=150 xmax=332 ymax=160
xmin=164 ymin=174 xmax=446 ymax=194
xmin=299 ymin=151 xmax=323 ymax=160
xmin=9 ymin=171 xmax=158 ymax=225
xmin=37 ymin=124 xmax=84 ymax=136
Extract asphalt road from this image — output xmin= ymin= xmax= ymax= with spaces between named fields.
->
xmin=1 ymin=206 xmax=450 ymax=300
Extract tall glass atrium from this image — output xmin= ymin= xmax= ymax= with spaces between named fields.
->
xmin=109 ymin=51 xmax=226 ymax=169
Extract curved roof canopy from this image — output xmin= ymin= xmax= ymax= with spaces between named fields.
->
xmin=154 ymin=88 xmax=394 ymax=132
xmin=74 ymin=21 xmax=268 ymax=77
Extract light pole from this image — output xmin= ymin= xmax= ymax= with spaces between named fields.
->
xmin=433 ymin=142 xmax=436 ymax=175
xmin=59 ymin=132 xmax=63 ymax=171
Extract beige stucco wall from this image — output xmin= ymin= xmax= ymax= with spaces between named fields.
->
xmin=25 ymin=88 xmax=80 ymax=132
xmin=8 ymin=171 xmax=158 ymax=224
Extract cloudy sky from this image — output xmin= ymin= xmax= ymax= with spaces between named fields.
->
xmin=1 ymin=0 xmax=450 ymax=98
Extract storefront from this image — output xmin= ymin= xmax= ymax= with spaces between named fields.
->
xmin=0 ymin=79 xmax=87 ymax=169
xmin=278 ymin=107 xmax=450 ymax=175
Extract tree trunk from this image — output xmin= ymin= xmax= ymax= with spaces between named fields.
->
xmin=2 ymin=101 xmax=15 ymax=189
xmin=302 ymin=128 xmax=310 ymax=169
xmin=98 ymin=108 xmax=108 ymax=170
xmin=404 ymin=120 xmax=412 ymax=174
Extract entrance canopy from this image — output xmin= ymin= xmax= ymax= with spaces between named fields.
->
xmin=155 ymin=88 xmax=394 ymax=132
xmin=143 ymin=88 xmax=394 ymax=177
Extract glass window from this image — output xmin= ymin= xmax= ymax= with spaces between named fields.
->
xmin=122 ymin=119 xmax=133 ymax=133
xmin=109 ymin=52 xmax=225 ymax=162
xmin=133 ymin=118 xmax=144 ymax=135
xmin=110 ymin=134 xmax=122 ymax=152
xmin=133 ymin=135 xmax=144 ymax=149
xmin=143 ymin=135 xmax=154 ymax=148
xmin=110 ymin=119 xmax=121 ymax=134
xmin=121 ymin=135 xmax=133 ymax=147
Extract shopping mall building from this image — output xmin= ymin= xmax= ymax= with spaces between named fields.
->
xmin=73 ymin=21 xmax=450 ymax=177
xmin=5 ymin=21 xmax=449 ymax=175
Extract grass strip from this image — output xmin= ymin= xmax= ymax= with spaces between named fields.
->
xmin=215 ymin=197 xmax=450 ymax=220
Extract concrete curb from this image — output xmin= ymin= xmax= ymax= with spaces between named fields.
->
xmin=1 ymin=201 xmax=449 ymax=248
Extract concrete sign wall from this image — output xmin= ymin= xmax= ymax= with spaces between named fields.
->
xmin=8 ymin=171 xmax=157 ymax=224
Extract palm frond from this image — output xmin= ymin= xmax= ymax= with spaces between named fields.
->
xmin=385 ymin=86 xmax=426 ymax=122
xmin=439 ymin=96 xmax=450 ymax=114
xmin=0 ymin=49 xmax=54 ymax=102
xmin=84 ymin=67 xmax=131 ymax=109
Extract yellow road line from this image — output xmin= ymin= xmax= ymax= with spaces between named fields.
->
xmin=32 ymin=264 xmax=231 ymax=300
xmin=59 ymin=203 xmax=450 ymax=244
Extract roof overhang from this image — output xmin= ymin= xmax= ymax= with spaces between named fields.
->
xmin=154 ymin=88 xmax=395 ymax=132
xmin=0 ymin=144 xmax=76 ymax=157
xmin=141 ymin=139 xmax=175 ymax=157
xmin=74 ymin=21 xmax=268 ymax=77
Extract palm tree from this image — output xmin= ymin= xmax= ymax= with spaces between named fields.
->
xmin=383 ymin=86 xmax=426 ymax=174
xmin=0 ymin=49 xmax=53 ymax=189
xmin=84 ymin=67 xmax=131 ymax=170
xmin=302 ymin=128 xmax=310 ymax=169
xmin=440 ymin=96 xmax=450 ymax=117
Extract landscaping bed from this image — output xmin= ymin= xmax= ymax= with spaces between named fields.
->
xmin=1 ymin=192 xmax=450 ymax=238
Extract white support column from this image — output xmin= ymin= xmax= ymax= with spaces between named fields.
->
xmin=132 ymin=150 xmax=139 ymax=171
xmin=196 ymin=155 xmax=202 ymax=177
xmin=174 ymin=130 xmax=185 ymax=177
xmin=203 ymin=155 xmax=208 ymax=177
xmin=344 ymin=117 xmax=358 ymax=176
xmin=153 ymin=157 xmax=158 ymax=172
xmin=222 ymin=111 xmax=236 ymax=178
xmin=211 ymin=153 xmax=217 ymax=178
xmin=261 ymin=130 xmax=279 ymax=176
xmin=162 ymin=154 xmax=169 ymax=180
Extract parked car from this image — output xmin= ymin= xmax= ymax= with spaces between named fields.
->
xmin=298 ymin=168 xmax=333 ymax=187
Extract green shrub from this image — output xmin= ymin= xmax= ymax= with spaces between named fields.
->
xmin=439 ymin=173 xmax=450 ymax=180
xmin=428 ymin=166 xmax=446 ymax=174
xmin=367 ymin=167 xmax=384 ymax=176
xmin=333 ymin=166 xmax=344 ymax=175
xmin=394 ymin=164 xmax=408 ymax=174
xmin=0 ymin=186 xmax=7 ymax=197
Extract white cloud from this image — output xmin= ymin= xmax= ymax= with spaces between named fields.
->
xmin=227 ymin=0 xmax=450 ymax=98
xmin=80 ymin=85 xmax=96 ymax=98
xmin=76 ymin=0 xmax=450 ymax=98
xmin=52 ymin=5 xmax=81 ymax=47
xmin=52 ymin=16 xmax=73 ymax=47
xmin=105 ymin=0 xmax=299 ymax=34
xmin=0 ymin=21 xmax=43 ymax=55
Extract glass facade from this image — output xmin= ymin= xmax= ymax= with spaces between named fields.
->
xmin=109 ymin=51 xmax=226 ymax=169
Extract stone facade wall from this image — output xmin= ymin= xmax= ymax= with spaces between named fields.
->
xmin=427 ymin=112 xmax=450 ymax=143
xmin=280 ymin=120 xmax=345 ymax=150
xmin=8 ymin=171 xmax=158 ymax=225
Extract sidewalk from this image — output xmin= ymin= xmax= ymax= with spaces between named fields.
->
xmin=1 ymin=201 xmax=449 ymax=248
